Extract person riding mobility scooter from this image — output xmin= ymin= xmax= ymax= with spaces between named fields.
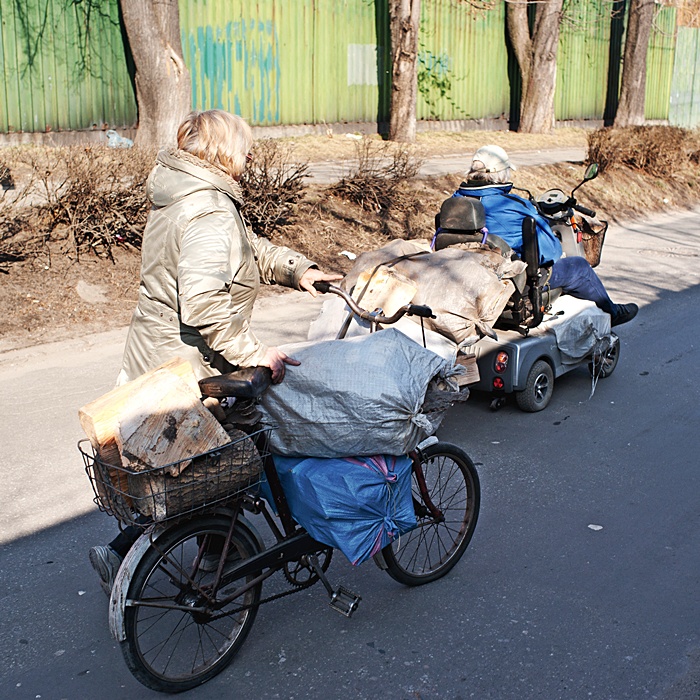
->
xmin=433 ymin=145 xmax=638 ymax=411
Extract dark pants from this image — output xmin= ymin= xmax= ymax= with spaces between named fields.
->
xmin=549 ymin=256 xmax=615 ymax=315
xmin=109 ymin=514 xmax=151 ymax=557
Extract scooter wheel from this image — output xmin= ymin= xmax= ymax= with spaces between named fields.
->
xmin=515 ymin=359 xmax=554 ymax=412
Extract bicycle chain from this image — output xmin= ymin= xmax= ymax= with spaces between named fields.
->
xmin=209 ymin=548 xmax=333 ymax=621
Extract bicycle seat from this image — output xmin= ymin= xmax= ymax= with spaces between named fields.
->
xmin=198 ymin=366 xmax=272 ymax=399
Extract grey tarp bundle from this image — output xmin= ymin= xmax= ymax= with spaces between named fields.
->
xmin=533 ymin=295 xmax=611 ymax=363
xmin=342 ymin=239 xmax=520 ymax=344
xmin=259 ymin=329 xmax=456 ymax=458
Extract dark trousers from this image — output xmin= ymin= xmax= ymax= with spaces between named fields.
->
xmin=549 ymin=256 xmax=615 ymax=315
xmin=109 ymin=515 xmax=151 ymax=557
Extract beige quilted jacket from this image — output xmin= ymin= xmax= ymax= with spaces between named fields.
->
xmin=118 ymin=149 xmax=315 ymax=383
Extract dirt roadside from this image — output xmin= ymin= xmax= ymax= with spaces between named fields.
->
xmin=1 ymin=127 xmax=698 ymax=356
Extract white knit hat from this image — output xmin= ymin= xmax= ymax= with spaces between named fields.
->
xmin=468 ymin=144 xmax=517 ymax=175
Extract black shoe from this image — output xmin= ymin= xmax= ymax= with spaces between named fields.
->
xmin=611 ymin=303 xmax=638 ymax=327
xmin=89 ymin=545 xmax=123 ymax=596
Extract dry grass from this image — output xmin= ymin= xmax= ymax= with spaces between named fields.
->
xmin=280 ymin=126 xmax=590 ymax=163
xmin=588 ymin=125 xmax=700 ymax=177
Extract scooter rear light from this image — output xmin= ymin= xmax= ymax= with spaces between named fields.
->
xmin=494 ymin=351 xmax=509 ymax=374
xmin=493 ymin=377 xmax=504 ymax=390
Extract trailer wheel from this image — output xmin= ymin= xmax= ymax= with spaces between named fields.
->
xmin=515 ymin=360 xmax=554 ymax=412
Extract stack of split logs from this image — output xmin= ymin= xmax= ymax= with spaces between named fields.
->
xmin=78 ymin=358 xmax=261 ymax=522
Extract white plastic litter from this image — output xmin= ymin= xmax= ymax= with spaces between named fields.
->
xmin=106 ymin=129 xmax=133 ymax=148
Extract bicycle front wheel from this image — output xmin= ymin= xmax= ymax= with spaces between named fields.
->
xmin=382 ymin=442 xmax=480 ymax=586
xmin=121 ymin=515 xmax=262 ymax=693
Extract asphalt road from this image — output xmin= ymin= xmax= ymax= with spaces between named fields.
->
xmin=1 ymin=204 xmax=699 ymax=699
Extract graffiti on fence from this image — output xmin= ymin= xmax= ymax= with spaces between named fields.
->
xmin=184 ymin=19 xmax=280 ymax=123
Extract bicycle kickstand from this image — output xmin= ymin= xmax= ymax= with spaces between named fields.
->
xmin=306 ymin=554 xmax=361 ymax=618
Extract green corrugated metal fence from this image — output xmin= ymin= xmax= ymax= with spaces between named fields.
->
xmin=416 ymin=0 xmax=509 ymax=122
xmin=1 ymin=0 xmax=698 ymax=135
xmin=0 ymin=0 xmax=136 ymax=133
xmin=645 ymin=4 xmax=676 ymax=120
xmin=556 ymin=0 xmax=613 ymax=121
xmin=179 ymin=0 xmax=389 ymax=127
xmin=669 ymin=25 xmax=700 ymax=127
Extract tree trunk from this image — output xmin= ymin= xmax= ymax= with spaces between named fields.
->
xmin=507 ymin=0 xmax=563 ymax=134
xmin=388 ymin=0 xmax=421 ymax=143
xmin=119 ymin=0 xmax=191 ymax=148
xmin=506 ymin=1 xmax=532 ymax=117
xmin=613 ymin=0 xmax=655 ymax=127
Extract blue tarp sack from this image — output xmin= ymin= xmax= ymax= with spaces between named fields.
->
xmin=262 ymin=454 xmax=417 ymax=566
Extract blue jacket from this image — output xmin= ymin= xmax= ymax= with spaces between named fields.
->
xmin=453 ymin=183 xmax=562 ymax=265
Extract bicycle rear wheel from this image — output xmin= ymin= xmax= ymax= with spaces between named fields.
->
xmin=382 ymin=442 xmax=480 ymax=586
xmin=121 ymin=515 xmax=262 ymax=693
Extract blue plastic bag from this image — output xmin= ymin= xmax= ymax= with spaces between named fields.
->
xmin=262 ymin=454 xmax=417 ymax=566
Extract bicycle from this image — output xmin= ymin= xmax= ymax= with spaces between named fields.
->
xmin=80 ymin=283 xmax=480 ymax=693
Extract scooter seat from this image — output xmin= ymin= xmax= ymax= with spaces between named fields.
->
xmin=434 ymin=199 xmax=565 ymax=333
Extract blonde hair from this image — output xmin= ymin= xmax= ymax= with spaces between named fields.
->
xmin=177 ymin=110 xmax=253 ymax=178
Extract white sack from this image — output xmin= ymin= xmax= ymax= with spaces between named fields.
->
xmin=259 ymin=329 xmax=455 ymax=458
xmin=533 ymin=296 xmax=611 ymax=363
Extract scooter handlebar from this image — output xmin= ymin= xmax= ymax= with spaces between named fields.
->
xmin=574 ymin=203 xmax=596 ymax=218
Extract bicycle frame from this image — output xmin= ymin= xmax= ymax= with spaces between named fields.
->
xmin=111 ymin=438 xmax=446 ymax=629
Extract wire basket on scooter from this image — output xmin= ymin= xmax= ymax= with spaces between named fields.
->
xmin=79 ymin=427 xmax=269 ymax=527
xmin=580 ymin=217 xmax=608 ymax=268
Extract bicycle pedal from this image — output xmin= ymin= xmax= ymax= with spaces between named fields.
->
xmin=329 ymin=586 xmax=361 ymax=618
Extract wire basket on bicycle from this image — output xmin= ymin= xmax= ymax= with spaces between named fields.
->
xmin=79 ymin=427 xmax=270 ymax=527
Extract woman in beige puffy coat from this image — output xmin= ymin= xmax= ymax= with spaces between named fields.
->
xmin=117 ymin=109 xmax=340 ymax=386
xmin=90 ymin=111 xmax=340 ymax=595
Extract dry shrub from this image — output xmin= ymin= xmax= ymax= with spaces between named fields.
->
xmin=0 ymin=150 xmax=48 ymax=268
xmin=0 ymin=209 xmax=39 ymax=269
xmin=588 ymin=125 xmax=700 ymax=177
xmin=42 ymin=145 xmax=155 ymax=260
xmin=0 ymin=145 xmax=155 ymax=266
xmin=327 ymin=138 xmax=424 ymax=213
xmin=240 ymin=138 xmax=309 ymax=237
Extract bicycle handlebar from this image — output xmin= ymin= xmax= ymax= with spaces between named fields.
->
xmin=313 ymin=281 xmax=435 ymax=323
xmin=312 ymin=280 xmax=332 ymax=294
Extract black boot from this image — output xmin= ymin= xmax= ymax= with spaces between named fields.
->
xmin=611 ymin=303 xmax=638 ymax=327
